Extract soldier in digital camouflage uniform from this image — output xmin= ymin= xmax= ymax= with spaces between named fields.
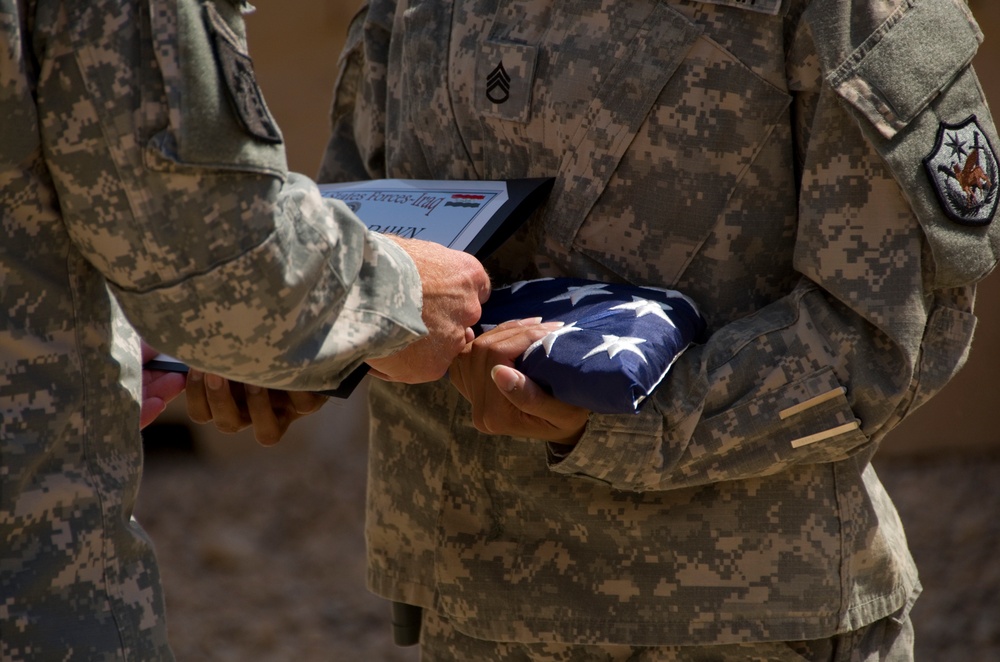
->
xmin=0 ymin=0 xmax=490 ymax=659
xmin=319 ymin=0 xmax=1000 ymax=659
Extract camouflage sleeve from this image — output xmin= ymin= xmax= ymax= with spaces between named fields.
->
xmin=551 ymin=0 xmax=999 ymax=490
xmin=318 ymin=2 xmax=388 ymax=184
xmin=43 ymin=0 xmax=425 ymax=391
xmin=322 ymin=0 xmax=995 ymax=489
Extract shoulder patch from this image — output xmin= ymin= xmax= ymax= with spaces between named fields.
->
xmin=923 ymin=115 xmax=998 ymax=227
xmin=203 ymin=3 xmax=282 ymax=145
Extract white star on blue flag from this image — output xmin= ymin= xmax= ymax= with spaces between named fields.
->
xmin=476 ymin=278 xmax=705 ymax=413
xmin=582 ymin=335 xmax=648 ymax=362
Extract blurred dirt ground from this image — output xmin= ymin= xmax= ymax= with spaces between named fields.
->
xmin=138 ymin=407 xmax=419 ymax=662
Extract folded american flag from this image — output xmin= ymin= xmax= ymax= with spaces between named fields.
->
xmin=476 ymin=278 xmax=706 ymax=414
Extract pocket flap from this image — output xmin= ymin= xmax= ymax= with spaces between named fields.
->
xmin=691 ymin=367 xmax=868 ymax=483
xmin=145 ymin=0 xmax=286 ymax=177
xmin=828 ymin=0 xmax=982 ymax=140
xmin=477 ymin=41 xmax=539 ymax=124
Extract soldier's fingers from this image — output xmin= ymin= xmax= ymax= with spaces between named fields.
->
xmin=489 ymin=365 xmax=589 ymax=443
xmin=141 ymin=371 xmax=186 ymax=429
xmin=202 ymin=374 xmax=251 ymax=434
xmin=472 ymin=320 xmax=564 ymax=360
xmin=140 ymin=340 xmax=159 ymax=364
xmin=476 ymin=317 xmax=551 ymax=340
xmin=286 ymin=390 xmax=327 ymax=415
xmin=185 ymin=369 xmax=213 ymax=424
xmin=244 ymin=385 xmax=284 ymax=446
xmin=490 ymin=316 xmax=544 ymax=331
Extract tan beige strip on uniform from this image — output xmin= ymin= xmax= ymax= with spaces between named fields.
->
xmin=790 ymin=420 xmax=861 ymax=449
xmin=779 ymin=386 xmax=847 ymax=420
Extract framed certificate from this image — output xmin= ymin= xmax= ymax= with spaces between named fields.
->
xmin=147 ymin=178 xmax=554 ymax=397
xmin=319 ymin=177 xmax=553 ymax=257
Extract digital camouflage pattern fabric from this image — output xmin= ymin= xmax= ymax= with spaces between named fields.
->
xmin=1 ymin=1 xmax=426 ymax=659
xmin=319 ymin=0 xmax=1000 ymax=649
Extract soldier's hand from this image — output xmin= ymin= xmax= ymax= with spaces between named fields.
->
xmin=449 ymin=319 xmax=589 ymax=445
xmin=367 ymin=237 xmax=491 ymax=384
xmin=140 ymin=341 xmax=186 ymax=429
xmin=185 ymin=370 xmax=327 ymax=446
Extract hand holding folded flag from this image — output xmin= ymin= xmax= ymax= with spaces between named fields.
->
xmin=476 ymin=278 xmax=706 ymax=414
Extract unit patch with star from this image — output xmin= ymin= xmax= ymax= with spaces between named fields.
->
xmin=923 ymin=115 xmax=998 ymax=227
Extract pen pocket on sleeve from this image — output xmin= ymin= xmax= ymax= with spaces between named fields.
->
xmin=143 ymin=0 xmax=287 ymax=178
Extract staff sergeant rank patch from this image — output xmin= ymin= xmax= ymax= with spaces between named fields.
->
xmin=924 ymin=115 xmax=998 ymax=227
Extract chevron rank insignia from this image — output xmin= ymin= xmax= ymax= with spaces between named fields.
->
xmin=923 ymin=115 xmax=998 ymax=227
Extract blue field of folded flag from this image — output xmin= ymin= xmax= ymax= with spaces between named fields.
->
xmin=476 ymin=278 xmax=706 ymax=414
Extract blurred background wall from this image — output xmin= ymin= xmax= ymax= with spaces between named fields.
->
xmin=243 ymin=1 xmax=353 ymax=178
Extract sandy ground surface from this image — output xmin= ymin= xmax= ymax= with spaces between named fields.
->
xmin=136 ymin=411 xmax=1000 ymax=662
xmin=138 ymin=417 xmax=418 ymax=662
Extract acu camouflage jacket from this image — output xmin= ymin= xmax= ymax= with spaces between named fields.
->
xmin=320 ymin=0 xmax=1000 ymax=647
xmin=1 ymin=1 xmax=425 ymax=659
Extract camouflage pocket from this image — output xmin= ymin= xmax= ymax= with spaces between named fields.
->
xmin=690 ymin=366 xmax=868 ymax=484
xmin=570 ymin=31 xmax=790 ymax=289
xmin=828 ymin=0 xmax=982 ymax=141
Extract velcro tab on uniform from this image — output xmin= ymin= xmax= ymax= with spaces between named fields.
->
xmin=829 ymin=0 xmax=982 ymax=140
xmin=204 ymin=2 xmax=282 ymax=144
xmin=477 ymin=40 xmax=539 ymax=124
